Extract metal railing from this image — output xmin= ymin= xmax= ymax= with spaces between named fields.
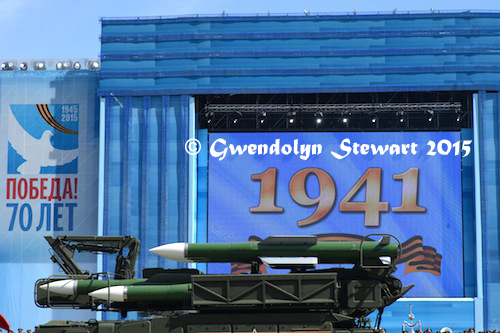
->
xmin=100 ymin=10 xmax=500 ymax=22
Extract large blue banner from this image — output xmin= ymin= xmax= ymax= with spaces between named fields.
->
xmin=0 ymin=72 xmax=99 ymax=330
xmin=208 ymin=132 xmax=464 ymax=297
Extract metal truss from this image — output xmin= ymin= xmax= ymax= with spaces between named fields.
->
xmin=203 ymin=102 xmax=462 ymax=114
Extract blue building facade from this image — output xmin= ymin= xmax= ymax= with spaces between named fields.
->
xmin=98 ymin=11 xmax=500 ymax=330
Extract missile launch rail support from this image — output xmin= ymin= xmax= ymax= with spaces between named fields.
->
xmin=45 ymin=236 xmax=140 ymax=279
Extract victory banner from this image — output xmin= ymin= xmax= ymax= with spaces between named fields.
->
xmin=0 ymin=72 xmax=99 ymax=329
xmin=208 ymin=132 xmax=464 ymax=297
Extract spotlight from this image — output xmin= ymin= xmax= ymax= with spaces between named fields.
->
xmin=342 ymin=117 xmax=348 ymax=123
xmin=19 ymin=62 xmax=28 ymax=70
xmin=397 ymin=111 xmax=405 ymax=123
xmin=2 ymin=62 xmax=15 ymax=70
xmin=56 ymin=61 xmax=71 ymax=70
xmin=259 ymin=111 xmax=267 ymax=124
xmin=427 ymin=110 xmax=434 ymax=122
xmin=73 ymin=62 xmax=81 ymax=70
xmin=456 ymin=115 xmax=461 ymax=122
xmin=314 ymin=111 xmax=324 ymax=124
xmin=231 ymin=111 xmax=243 ymax=124
xmin=205 ymin=111 xmax=215 ymax=124
xmin=89 ymin=60 xmax=100 ymax=70
xmin=34 ymin=61 xmax=46 ymax=70
xmin=287 ymin=111 xmax=296 ymax=124
xmin=371 ymin=117 xmax=377 ymax=123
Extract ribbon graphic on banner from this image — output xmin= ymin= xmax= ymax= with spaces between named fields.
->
xmin=36 ymin=104 xmax=78 ymax=134
xmin=231 ymin=234 xmax=442 ymax=276
xmin=397 ymin=236 xmax=442 ymax=276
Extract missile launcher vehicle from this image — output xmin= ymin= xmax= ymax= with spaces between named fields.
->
xmin=34 ymin=235 xmax=413 ymax=333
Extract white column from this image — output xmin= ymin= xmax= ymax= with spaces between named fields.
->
xmin=472 ymin=93 xmax=484 ymax=331
xmin=96 ymin=96 xmax=106 ymax=320
xmin=188 ymin=96 xmax=197 ymax=267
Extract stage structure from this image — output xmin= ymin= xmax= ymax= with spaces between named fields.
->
xmin=71 ymin=10 xmax=500 ymax=330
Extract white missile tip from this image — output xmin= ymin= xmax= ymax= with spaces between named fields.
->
xmin=89 ymin=286 xmax=127 ymax=302
xmin=149 ymin=243 xmax=193 ymax=262
xmin=39 ymin=279 xmax=77 ymax=295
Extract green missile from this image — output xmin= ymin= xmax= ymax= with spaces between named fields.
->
xmin=149 ymin=235 xmax=398 ymax=264
xmin=39 ymin=278 xmax=147 ymax=296
xmin=88 ymin=284 xmax=191 ymax=303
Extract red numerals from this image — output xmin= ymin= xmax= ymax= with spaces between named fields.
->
xmin=251 ymin=167 xmax=425 ymax=227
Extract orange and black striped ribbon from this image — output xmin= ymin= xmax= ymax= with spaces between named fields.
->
xmin=36 ymin=104 xmax=78 ymax=135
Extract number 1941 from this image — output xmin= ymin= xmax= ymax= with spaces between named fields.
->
xmin=250 ymin=167 xmax=425 ymax=227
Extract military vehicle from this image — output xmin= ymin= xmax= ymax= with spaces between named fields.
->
xmin=34 ymin=234 xmax=412 ymax=333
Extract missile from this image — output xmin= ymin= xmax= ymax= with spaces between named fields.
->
xmin=39 ymin=278 xmax=147 ymax=296
xmin=88 ymin=284 xmax=191 ymax=303
xmin=149 ymin=235 xmax=398 ymax=264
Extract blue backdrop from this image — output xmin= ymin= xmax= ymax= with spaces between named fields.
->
xmin=208 ymin=132 xmax=463 ymax=297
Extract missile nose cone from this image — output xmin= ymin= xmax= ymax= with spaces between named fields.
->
xmin=39 ymin=279 xmax=77 ymax=295
xmin=149 ymin=243 xmax=193 ymax=262
xmin=89 ymin=286 xmax=127 ymax=302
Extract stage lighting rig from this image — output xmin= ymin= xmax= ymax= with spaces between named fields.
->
xmin=205 ymin=111 xmax=215 ymax=125
xmin=34 ymin=61 xmax=46 ymax=70
xmin=2 ymin=62 xmax=15 ymax=70
xmin=340 ymin=111 xmax=349 ymax=125
xmin=231 ymin=111 xmax=243 ymax=124
xmin=314 ymin=111 xmax=324 ymax=124
xmin=56 ymin=61 xmax=71 ymax=70
xmin=397 ymin=111 xmax=405 ymax=123
xmin=259 ymin=111 xmax=267 ymax=124
xmin=427 ymin=110 xmax=434 ymax=122
xmin=89 ymin=60 xmax=100 ymax=70
xmin=200 ymin=101 xmax=466 ymax=131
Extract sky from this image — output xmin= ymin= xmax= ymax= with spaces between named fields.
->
xmin=1 ymin=0 xmax=500 ymax=59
